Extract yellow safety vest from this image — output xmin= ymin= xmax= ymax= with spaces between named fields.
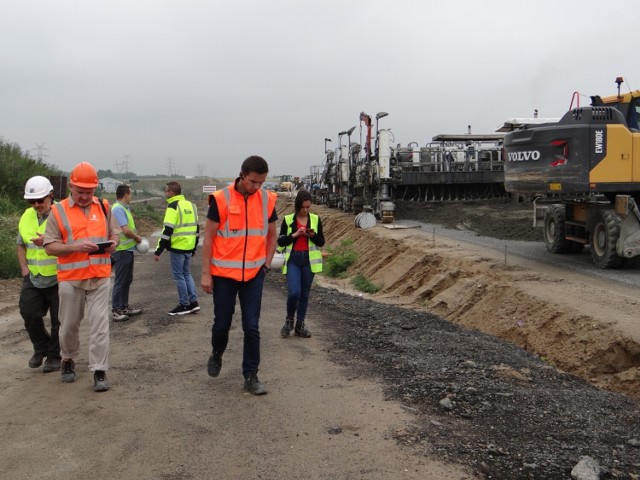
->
xmin=18 ymin=207 xmax=58 ymax=278
xmin=157 ymin=195 xmax=198 ymax=251
xmin=113 ymin=202 xmax=137 ymax=251
xmin=280 ymin=212 xmax=323 ymax=274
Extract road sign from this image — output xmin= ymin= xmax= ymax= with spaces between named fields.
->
xmin=202 ymin=185 xmax=217 ymax=193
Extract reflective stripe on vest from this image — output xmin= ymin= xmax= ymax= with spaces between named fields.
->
xmin=209 ymin=184 xmax=277 ymax=281
xmin=113 ymin=202 xmax=137 ymax=251
xmin=280 ymin=212 xmax=323 ymax=274
xmin=18 ymin=207 xmax=58 ymax=277
xmin=50 ymin=198 xmax=111 ymax=280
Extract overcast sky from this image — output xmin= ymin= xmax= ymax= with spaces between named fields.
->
xmin=1 ymin=0 xmax=638 ymax=179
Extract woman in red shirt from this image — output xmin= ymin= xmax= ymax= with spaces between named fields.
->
xmin=276 ymin=190 xmax=325 ymax=338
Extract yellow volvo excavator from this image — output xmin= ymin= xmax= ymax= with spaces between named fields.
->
xmin=503 ymin=77 xmax=640 ymax=268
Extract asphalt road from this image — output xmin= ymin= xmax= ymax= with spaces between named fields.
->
xmin=410 ymin=220 xmax=640 ymax=289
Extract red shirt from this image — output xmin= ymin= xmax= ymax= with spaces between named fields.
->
xmin=293 ymin=220 xmax=309 ymax=251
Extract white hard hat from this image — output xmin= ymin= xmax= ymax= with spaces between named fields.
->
xmin=24 ymin=176 xmax=54 ymax=199
xmin=271 ymin=252 xmax=285 ymax=269
xmin=136 ymin=237 xmax=150 ymax=254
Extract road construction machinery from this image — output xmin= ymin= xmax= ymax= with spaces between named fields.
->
xmin=353 ymin=112 xmax=400 ymax=222
xmin=317 ymin=113 xmax=508 ymax=220
xmin=395 ymin=127 xmax=505 ymax=201
xmin=317 ymin=112 xmax=401 ymax=222
xmin=317 ymin=127 xmax=357 ymax=210
xmin=503 ymin=77 xmax=640 ymax=268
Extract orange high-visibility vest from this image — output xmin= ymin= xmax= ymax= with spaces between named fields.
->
xmin=209 ymin=183 xmax=277 ymax=281
xmin=49 ymin=197 xmax=112 ymax=281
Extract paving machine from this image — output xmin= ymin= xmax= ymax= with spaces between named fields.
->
xmin=318 ymin=112 xmax=401 ymax=222
xmin=503 ymin=77 xmax=640 ymax=268
xmin=355 ymin=112 xmax=400 ymax=222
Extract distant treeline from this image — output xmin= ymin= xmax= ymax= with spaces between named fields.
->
xmin=0 ymin=140 xmax=62 ymax=215
xmin=0 ymin=140 xmax=63 ymax=277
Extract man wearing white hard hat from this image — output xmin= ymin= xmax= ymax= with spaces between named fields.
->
xmin=17 ymin=176 xmax=61 ymax=373
xmin=110 ymin=184 xmax=145 ymax=322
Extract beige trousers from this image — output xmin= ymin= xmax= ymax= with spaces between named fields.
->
xmin=58 ymin=279 xmax=110 ymax=371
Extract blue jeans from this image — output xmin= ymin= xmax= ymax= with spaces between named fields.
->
xmin=286 ymin=251 xmax=315 ymax=322
xmin=211 ymin=270 xmax=265 ymax=377
xmin=169 ymin=251 xmax=198 ymax=306
xmin=111 ymin=250 xmax=134 ymax=310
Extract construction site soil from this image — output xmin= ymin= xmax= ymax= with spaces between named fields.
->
xmin=287 ymin=197 xmax=640 ymax=479
xmin=1 ymin=195 xmax=639 ymax=479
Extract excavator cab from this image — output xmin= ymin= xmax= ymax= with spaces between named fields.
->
xmin=591 ymin=87 xmax=640 ymax=131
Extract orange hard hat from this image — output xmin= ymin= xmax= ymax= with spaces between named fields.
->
xmin=69 ymin=162 xmax=99 ymax=188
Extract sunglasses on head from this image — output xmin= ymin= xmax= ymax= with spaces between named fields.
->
xmin=28 ymin=197 xmax=49 ymax=205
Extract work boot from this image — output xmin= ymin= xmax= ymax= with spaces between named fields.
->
xmin=294 ymin=321 xmax=312 ymax=338
xmin=28 ymin=352 xmax=45 ymax=368
xmin=43 ymin=356 xmax=61 ymax=373
xmin=207 ymin=351 xmax=222 ymax=377
xmin=93 ymin=370 xmax=110 ymax=392
xmin=122 ymin=305 xmax=142 ymax=316
xmin=61 ymin=359 xmax=76 ymax=383
xmin=111 ymin=309 xmax=130 ymax=322
xmin=280 ymin=317 xmax=294 ymax=337
xmin=244 ymin=371 xmax=267 ymax=395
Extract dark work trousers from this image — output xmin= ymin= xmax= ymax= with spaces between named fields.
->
xmin=111 ymin=250 xmax=134 ymax=311
xmin=19 ymin=275 xmax=60 ymax=359
xmin=211 ymin=269 xmax=266 ymax=377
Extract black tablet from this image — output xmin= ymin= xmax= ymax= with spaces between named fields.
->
xmin=89 ymin=241 xmax=113 ymax=255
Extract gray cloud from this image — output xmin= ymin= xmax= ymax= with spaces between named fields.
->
xmin=1 ymin=0 xmax=637 ymax=178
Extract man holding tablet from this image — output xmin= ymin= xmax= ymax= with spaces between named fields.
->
xmin=44 ymin=162 xmax=121 ymax=392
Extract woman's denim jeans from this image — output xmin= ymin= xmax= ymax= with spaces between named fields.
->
xmin=286 ymin=250 xmax=315 ymax=322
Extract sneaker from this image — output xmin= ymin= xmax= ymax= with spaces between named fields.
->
xmin=28 ymin=352 xmax=45 ymax=368
xmin=61 ymin=359 xmax=76 ymax=383
xmin=168 ymin=304 xmax=191 ymax=316
xmin=244 ymin=371 xmax=267 ymax=395
xmin=43 ymin=357 xmax=61 ymax=373
xmin=111 ymin=310 xmax=130 ymax=322
xmin=93 ymin=370 xmax=110 ymax=392
xmin=280 ymin=317 xmax=294 ymax=337
xmin=188 ymin=301 xmax=200 ymax=314
xmin=122 ymin=305 xmax=142 ymax=316
xmin=294 ymin=322 xmax=312 ymax=338
xmin=207 ymin=351 xmax=222 ymax=377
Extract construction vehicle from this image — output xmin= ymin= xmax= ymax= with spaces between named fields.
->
xmin=354 ymin=112 xmax=400 ymax=222
xmin=502 ymin=77 xmax=640 ymax=268
xmin=394 ymin=127 xmax=505 ymax=201
xmin=319 ymin=114 xmax=508 ymax=218
xmin=318 ymin=112 xmax=401 ymax=222
xmin=278 ymin=175 xmax=293 ymax=192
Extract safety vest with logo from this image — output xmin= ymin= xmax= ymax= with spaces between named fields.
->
xmin=112 ymin=202 xmax=137 ymax=251
xmin=158 ymin=194 xmax=198 ymax=252
xmin=279 ymin=213 xmax=323 ymax=274
xmin=49 ymin=197 xmax=112 ymax=281
xmin=18 ymin=207 xmax=58 ymax=278
xmin=209 ymin=183 xmax=277 ymax=281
